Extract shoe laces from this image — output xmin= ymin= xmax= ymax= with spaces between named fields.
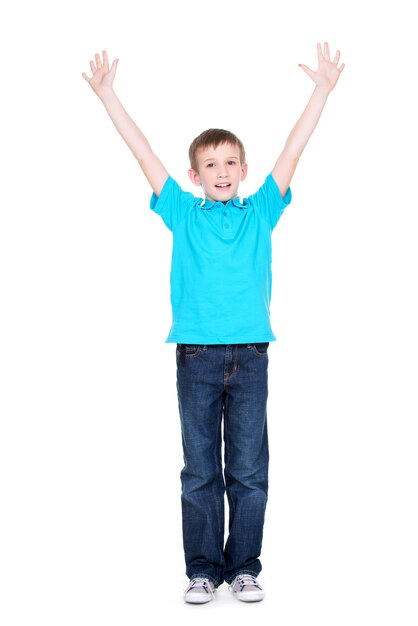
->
xmin=235 ymin=574 xmax=262 ymax=590
xmin=187 ymin=577 xmax=214 ymax=595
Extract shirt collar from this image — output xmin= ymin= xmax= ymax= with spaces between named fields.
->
xmin=198 ymin=196 xmax=247 ymax=210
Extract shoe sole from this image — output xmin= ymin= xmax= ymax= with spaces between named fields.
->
xmin=184 ymin=594 xmax=214 ymax=604
xmin=229 ymin=588 xmax=265 ymax=602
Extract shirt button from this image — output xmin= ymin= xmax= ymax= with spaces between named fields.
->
xmin=224 ymin=223 xmax=230 ymax=229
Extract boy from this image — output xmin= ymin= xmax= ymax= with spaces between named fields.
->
xmin=82 ymin=43 xmax=344 ymax=603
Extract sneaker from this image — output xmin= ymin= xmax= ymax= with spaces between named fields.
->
xmin=184 ymin=577 xmax=215 ymax=604
xmin=229 ymin=574 xmax=265 ymax=602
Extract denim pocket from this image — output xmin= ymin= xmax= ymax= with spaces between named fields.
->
xmin=176 ymin=344 xmax=202 ymax=357
xmin=249 ymin=342 xmax=269 ymax=356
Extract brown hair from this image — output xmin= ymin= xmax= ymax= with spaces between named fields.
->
xmin=188 ymin=128 xmax=246 ymax=171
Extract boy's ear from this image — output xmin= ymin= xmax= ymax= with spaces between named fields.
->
xmin=241 ymin=163 xmax=248 ymax=181
xmin=188 ymin=168 xmax=201 ymax=187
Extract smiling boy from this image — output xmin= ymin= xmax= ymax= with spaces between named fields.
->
xmin=82 ymin=43 xmax=344 ymax=603
xmin=188 ymin=132 xmax=247 ymax=202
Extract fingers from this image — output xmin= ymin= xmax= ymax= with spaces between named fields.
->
xmin=86 ymin=50 xmax=109 ymax=76
xmin=332 ymin=49 xmax=345 ymax=72
xmin=102 ymin=49 xmax=109 ymax=72
xmin=109 ymin=58 xmax=119 ymax=80
xmin=299 ymin=63 xmax=316 ymax=82
xmin=317 ymin=42 xmax=322 ymax=65
xmin=317 ymin=42 xmax=330 ymax=62
xmin=317 ymin=42 xmax=344 ymax=69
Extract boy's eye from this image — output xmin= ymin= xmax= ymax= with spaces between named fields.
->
xmin=227 ymin=161 xmax=237 ymax=166
xmin=206 ymin=163 xmax=215 ymax=168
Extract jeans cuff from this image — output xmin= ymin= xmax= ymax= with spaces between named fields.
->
xmin=224 ymin=568 xmax=260 ymax=584
xmin=189 ymin=572 xmax=221 ymax=588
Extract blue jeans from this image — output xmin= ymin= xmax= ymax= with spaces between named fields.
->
xmin=176 ymin=343 xmax=269 ymax=587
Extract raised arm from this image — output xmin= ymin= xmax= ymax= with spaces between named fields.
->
xmin=272 ymin=42 xmax=345 ymax=198
xmin=82 ymin=50 xmax=169 ymax=196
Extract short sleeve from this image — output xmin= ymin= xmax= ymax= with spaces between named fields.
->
xmin=247 ymin=173 xmax=292 ymax=229
xmin=150 ymin=176 xmax=195 ymax=231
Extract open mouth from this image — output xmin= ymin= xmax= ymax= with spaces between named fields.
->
xmin=215 ymin=183 xmax=231 ymax=188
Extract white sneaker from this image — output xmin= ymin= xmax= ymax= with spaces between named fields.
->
xmin=229 ymin=574 xmax=265 ymax=602
xmin=184 ymin=577 xmax=215 ymax=604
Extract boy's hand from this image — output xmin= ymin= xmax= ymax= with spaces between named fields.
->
xmin=82 ymin=49 xmax=168 ymax=194
xmin=272 ymin=42 xmax=344 ymax=196
xmin=82 ymin=50 xmax=118 ymax=100
xmin=299 ymin=42 xmax=345 ymax=93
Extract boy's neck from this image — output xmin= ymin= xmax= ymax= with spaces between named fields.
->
xmin=204 ymin=197 xmax=235 ymax=205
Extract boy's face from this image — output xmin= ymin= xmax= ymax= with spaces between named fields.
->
xmin=188 ymin=142 xmax=248 ymax=203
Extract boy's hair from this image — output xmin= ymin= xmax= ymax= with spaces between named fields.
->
xmin=189 ymin=128 xmax=246 ymax=171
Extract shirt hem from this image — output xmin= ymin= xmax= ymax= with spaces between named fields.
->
xmin=165 ymin=336 xmax=277 ymax=344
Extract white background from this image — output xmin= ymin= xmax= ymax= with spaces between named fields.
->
xmin=1 ymin=0 xmax=417 ymax=624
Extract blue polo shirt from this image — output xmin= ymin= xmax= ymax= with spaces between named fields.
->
xmin=150 ymin=173 xmax=291 ymax=344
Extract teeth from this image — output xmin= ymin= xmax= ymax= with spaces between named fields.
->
xmin=216 ymin=183 xmax=230 ymax=187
